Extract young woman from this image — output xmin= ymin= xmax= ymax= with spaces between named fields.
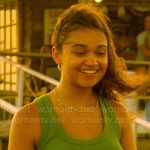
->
xmin=8 ymin=4 xmax=139 ymax=150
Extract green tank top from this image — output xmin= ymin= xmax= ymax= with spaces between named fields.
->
xmin=34 ymin=94 xmax=123 ymax=150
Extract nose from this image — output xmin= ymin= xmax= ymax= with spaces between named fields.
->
xmin=84 ymin=53 xmax=98 ymax=66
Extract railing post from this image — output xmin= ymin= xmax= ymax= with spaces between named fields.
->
xmin=16 ymin=69 xmax=24 ymax=107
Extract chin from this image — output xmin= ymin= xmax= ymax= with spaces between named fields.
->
xmin=79 ymin=82 xmax=98 ymax=89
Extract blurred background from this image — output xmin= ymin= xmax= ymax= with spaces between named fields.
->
xmin=0 ymin=0 xmax=150 ymax=149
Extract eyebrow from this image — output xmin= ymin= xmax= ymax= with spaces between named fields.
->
xmin=64 ymin=42 xmax=107 ymax=49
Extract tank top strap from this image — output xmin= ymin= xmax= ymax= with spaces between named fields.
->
xmin=97 ymin=96 xmax=121 ymax=139
xmin=34 ymin=94 xmax=57 ymax=147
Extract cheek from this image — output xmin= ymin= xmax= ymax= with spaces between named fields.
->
xmin=66 ymin=57 xmax=82 ymax=67
xmin=99 ymin=58 xmax=108 ymax=70
xmin=62 ymin=58 xmax=79 ymax=71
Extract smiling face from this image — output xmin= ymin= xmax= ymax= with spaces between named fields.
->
xmin=53 ymin=27 xmax=108 ymax=89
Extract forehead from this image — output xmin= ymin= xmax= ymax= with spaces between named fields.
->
xmin=64 ymin=28 xmax=107 ymax=45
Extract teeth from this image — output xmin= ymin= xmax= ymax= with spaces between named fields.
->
xmin=80 ymin=70 xmax=97 ymax=74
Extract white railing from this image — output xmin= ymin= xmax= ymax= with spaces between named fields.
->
xmin=135 ymin=118 xmax=150 ymax=129
xmin=126 ymin=60 xmax=150 ymax=65
xmin=0 ymin=56 xmax=150 ymax=132
xmin=0 ymin=56 xmax=59 ymax=107
xmin=0 ymin=98 xmax=18 ymax=114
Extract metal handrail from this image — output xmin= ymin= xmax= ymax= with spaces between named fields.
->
xmin=0 ymin=56 xmax=59 ymax=107
xmin=126 ymin=60 xmax=150 ymax=65
xmin=0 ymin=52 xmax=52 ymax=58
xmin=0 ymin=99 xmax=18 ymax=114
xmin=134 ymin=118 xmax=150 ymax=129
xmin=0 ymin=56 xmax=59 ymax=86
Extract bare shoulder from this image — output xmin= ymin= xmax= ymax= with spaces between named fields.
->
xmin=109 ymin=100 xmax=131 ymax=128
xmin=108 ymin=101 xmax=137 ymax=149
xmin=109 ymin=100 xmax=128 ymax=116
xmin=9 ymin=102 xmax=40 ymax=150
xmin=14 ymin=101 xmax=39 ymax=119
xmin=13 ymin=101 xmax=40 ymax=138
xmin=11 ymin=101 xmax=40 ymax=129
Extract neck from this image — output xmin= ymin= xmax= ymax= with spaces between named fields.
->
xmin=56 ymin=82 xmax=96 ymax=107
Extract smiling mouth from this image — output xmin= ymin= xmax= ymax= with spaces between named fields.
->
xmin=80 ymin=70 xmax=98 ymax=74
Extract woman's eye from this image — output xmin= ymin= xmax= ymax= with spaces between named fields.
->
xmin=96 ymin=47 xmax=107 ymax=55
xmin=96 ymin=51 xmax=105 ymax=55
xmin=72 ymin=51 xmax=86 ymax=55
xmin=76 ymin=51 xmax=86 ymax=54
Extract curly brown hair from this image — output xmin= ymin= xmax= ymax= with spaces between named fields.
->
xmin=51 ymin=4 xmax=140 ymax=101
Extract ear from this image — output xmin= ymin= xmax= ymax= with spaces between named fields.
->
xmin=52 ymin=47 xmax=62 ymax=65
